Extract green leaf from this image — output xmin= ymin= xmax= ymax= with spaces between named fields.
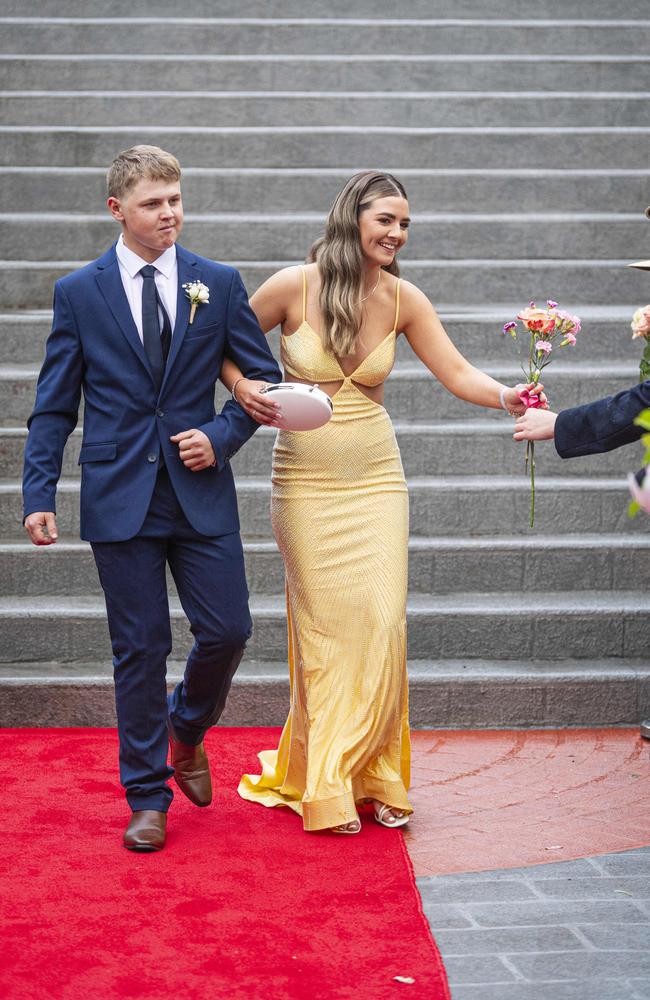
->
xmin=628 ymin=499 xmax=641 ymax=518
xmin=633 ymin=408 xmax=650 ymax=432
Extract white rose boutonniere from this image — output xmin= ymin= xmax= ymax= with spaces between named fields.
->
xmin=182 ymin=281 xmax=210 ymax=324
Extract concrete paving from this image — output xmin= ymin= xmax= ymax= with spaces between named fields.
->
xmin=408 ymin=728 xmax=650 ymax=998
xmin=418 ymin=849 xmax=650 ymax=999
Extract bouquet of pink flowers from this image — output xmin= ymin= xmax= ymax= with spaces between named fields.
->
xmin=502 ymin=300 xmax=582 ymax=526
xmin=631 ymin=305 xmax=650 ymax=380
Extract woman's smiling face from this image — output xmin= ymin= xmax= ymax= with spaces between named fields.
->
xmin=358 ymin=195 xmax=410 ymax=267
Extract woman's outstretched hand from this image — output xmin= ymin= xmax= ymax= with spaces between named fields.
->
xmin=233 ymin=379 xmax=283 ymax=426
xmin=502 ymin=382 xmax=548 ymax=416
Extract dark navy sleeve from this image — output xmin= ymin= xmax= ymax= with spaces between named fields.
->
xmin=555 ymin=380 xmax=650 ymax=458
xmin=198 ymin=269 xmax=282 ymax=470
xmin=23 ymin=281 xmax=84 ymax=517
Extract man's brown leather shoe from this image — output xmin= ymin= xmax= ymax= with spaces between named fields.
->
xmin=123 ymin=810 xmax=166 ymax=852
xmin=168 ymin=719 xmax=212 ymax=806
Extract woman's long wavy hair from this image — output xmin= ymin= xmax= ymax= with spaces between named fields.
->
xmin=307 ymin=170 xmax=408 ymax=356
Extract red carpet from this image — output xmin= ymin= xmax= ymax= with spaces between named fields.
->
xmin=0 ymin=728 xmax=449 ymax=1000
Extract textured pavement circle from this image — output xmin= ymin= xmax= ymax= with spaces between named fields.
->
xmin=405 ymin=729 xmax=649 ymax=877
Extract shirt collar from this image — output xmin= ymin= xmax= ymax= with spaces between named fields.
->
xmin=116 ymin=235 xmax=177 ymax=279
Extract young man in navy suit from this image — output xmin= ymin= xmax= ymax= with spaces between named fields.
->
xmin=23 ymin=146 xmax=282 ymax=850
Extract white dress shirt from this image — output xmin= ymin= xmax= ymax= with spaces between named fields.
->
xmin=115 ymin=235 xmax=178 ymax=342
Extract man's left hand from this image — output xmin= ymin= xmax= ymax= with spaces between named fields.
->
xmin=170 ymin=428 xmax=216 ymax=471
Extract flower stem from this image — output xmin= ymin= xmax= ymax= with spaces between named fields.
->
xmin=529 ymin=441 xmax=536 ymax=528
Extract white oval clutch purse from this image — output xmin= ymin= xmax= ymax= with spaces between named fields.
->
xmin=260 ymin=382 xmax=333 ymax=431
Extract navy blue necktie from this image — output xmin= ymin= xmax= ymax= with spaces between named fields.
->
xmin=140 ymin=265 xmax=172 ymax=390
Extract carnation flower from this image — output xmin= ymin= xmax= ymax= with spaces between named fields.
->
xmin=554 ymin=310 xmax=581 ymax=335
xmin=517 ymin=307 xmax=556 ymax=334
xmin=535 ymin=340 xmax=552 ymax=354
xmin=517 ymin=387 xmax=543 ymax=409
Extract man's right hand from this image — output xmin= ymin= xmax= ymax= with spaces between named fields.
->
xmin=24 ymin=511 xmax=58 ymax=546
xmin=513 ymin=408 xmax=558 ymax=442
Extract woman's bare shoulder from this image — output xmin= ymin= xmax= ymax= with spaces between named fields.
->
xmin=397 ymin=278 xmax=437 ymax=323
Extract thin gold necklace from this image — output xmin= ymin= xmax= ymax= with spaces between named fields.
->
xmin=361 ymin=270 xmax=381 ymax=302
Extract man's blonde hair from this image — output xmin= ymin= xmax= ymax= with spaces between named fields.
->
xmin=107 ymin=145 xmax=181 ymax=200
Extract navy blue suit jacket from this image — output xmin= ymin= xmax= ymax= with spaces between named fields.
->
xmin=23 ymin=243 xmax=281 ymax=541
xmin=555 ymin=380 xmax=650 ymax=458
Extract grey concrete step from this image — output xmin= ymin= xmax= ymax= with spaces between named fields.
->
xmin=2 ymin=212 xmax=647 ymax=263
xmin=4 ymin=91 xmax=650 ymax=128
xmin=5 ymin=476 xmax=647 ymax=539
xmin=3 ymin=2 xmax=649 ymax=17
xmin=2 ymin=534 xmax=647 ymax=598
xmin=0 ymin=591 xmax=647 ymax=663
xmin=1 ymin=167 xmax=647 ymax=216
xmin=382 ymin=365 xmax=640 ymax=423
xmin=2 ymin=126 xmax=649 ymax=169
xmin=2 ymin=54 xmax=647 ymax=93
xmin=3 ymin=261 xmax=648 ymax=311
xmin=2 ymin=361 xmax=639 ymax=426
xmin=0 ymin=308 xmax=641 ymax=365
xmin=1 ymin=19 xmax=647 ymax=57
xmin=1 ymin=656 xmax=648 ymax=729
xmin=2 ymin=420 xmax=642 ymax=479
xmin=239 ymin=422 xmax=641 ymax=478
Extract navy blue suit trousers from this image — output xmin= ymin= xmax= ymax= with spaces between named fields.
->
xmin=91 ymin=467 xmax=252 ymax=813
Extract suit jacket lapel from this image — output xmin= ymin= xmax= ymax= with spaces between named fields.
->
xmin=160 ymin=247 xmax=200 ymax=395
xmin=94 ymin=246 xmax=155 ymax=384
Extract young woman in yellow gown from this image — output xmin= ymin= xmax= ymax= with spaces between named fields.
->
xmin=222 ymin=172 xmax=543 ymax=834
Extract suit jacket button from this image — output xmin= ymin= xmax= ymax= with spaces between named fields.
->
xmin=156 ymin=408 xmax=164 ymax=417
xmin=147 ymin=453 xmax=158 ymax=463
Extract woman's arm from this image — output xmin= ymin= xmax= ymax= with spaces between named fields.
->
xmin=401 ymin=282 xmax=545 ymax=414
xmin=219 ymin=266 xmax=300 ymax=425
xmin=249 ymin=266 xmax=299 ymax=334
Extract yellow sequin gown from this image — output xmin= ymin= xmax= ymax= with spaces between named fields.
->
xmin=238 ymin=271 xmax=412 ymax=830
